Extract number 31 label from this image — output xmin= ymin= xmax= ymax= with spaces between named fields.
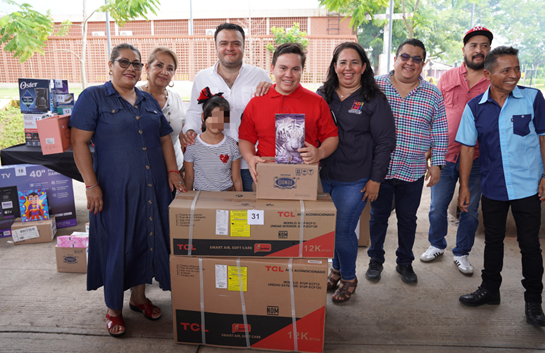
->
xmin=247 ymin=210 xmax=264 ymax=225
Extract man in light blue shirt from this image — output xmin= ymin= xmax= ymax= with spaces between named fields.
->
xmin=455 ymin=46 xmax=545 ymax=326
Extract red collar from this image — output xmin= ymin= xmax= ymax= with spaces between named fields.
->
xmin=269 ymin=84 xmax=304 ymax=99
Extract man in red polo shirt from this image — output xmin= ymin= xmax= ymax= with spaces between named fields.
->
xmin=239 ymin=43 xmax=339 ymax=182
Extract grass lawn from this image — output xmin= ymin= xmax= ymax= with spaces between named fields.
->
xmin=0 ymin=105 xmax=25 ymax=150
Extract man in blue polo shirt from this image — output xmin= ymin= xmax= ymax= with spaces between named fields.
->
xmin=455 ymin=46 xmax=545 ymax=326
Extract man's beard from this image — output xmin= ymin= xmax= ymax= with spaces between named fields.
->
xmin=465 ymin=55 xmax=485 ymax=70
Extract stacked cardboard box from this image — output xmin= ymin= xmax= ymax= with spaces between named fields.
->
xmin=56 ymin=232 xmax=88 ymax=273
xmin=18 ymin=78 xmax=72 ymax=147
xmin=169 ymin=189 xmax=336 ymax=352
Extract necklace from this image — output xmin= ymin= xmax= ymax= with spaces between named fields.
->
xmin=337 ymin=84 xmax=361 ymax=99
xmin=144 ymin=84 xmax=170 ymax=123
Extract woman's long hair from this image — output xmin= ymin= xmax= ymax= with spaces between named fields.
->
xmin=320 ymin=42 xmax=384 ymax=104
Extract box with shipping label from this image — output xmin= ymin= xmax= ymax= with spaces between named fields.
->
xmin=36 ymin=115 xmax=71 ymax=155
xmin=0 ymin=164 xmax=76 ymax=238
xmin=11 ymin=216 xmax=56 ymax=244
xmin=56 ymin=246 xmax=87 ymax=273
xmin=0 ymin=186 xmax=20 ymax=221
xmin=171 ymin=256 xmax=327 ymax=353
xmin=169 ymin=191 xmax=336 ymax=258
xmin=256 ymin=161 xmax=319 ymax=201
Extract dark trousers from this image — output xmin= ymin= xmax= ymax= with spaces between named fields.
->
xmin=368 ymin=177 xmax=425 ymax=265
xmin=481 ymin=194 xmax=544 ymax=303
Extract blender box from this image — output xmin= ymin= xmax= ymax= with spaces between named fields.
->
xmin=23 ymin=112 xmax=57 ymax=147
xmin=171 ymin=256 xmax=327 ymax=352
xmin=18 ymin=79 xmax=69 ymax=114
xmin=169 ymin=191 xmax=336 ymax=258
xmin=0 ymin=164 xmax=76 ymax=238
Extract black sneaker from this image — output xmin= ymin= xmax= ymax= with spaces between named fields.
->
xmin=459 ymin=286 xmax=500 ymax=307
xmin=526 ymin=302 xmax=545 ymax=326
xmin=396 ymin=264 xmax=417 ymax=284
xmin=365 ymin=259 xmax=383 ymax=281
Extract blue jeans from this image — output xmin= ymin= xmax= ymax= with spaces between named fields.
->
xmin=428 ymin=159 xmax=481 ymax=256
xmin=368 ymin=177 xmax=425 ymax=265
xmin=241 ymin=169 xmax=253 ymax=192
xmin=322 ymin=177 xmax=370 ymax=281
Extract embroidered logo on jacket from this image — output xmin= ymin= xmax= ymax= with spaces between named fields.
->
xmin=349 ymin=101 xmax=364 ymax=115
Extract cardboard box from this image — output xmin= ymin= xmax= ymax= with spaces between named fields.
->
xmin=356 ymin=203 xmax=370 ymax=247
xmin=36 ymin=115 xmax=71 ymax=155
xmin=57 ymin=234 xmax=89 ymax=248
xmin=54 ymin=93 xmax=74 ymax=106
xmin=171 ymin=256 xmax=327 ymax=353
xmin=18 ymin=79 xmax=54 ymax=114
xmin=256 ymin=162 xmax=319 ymax=201
xmin=0 ymin=186 xmax=20 ymax=221
xmin=23 ymin=114 xmax=43 ymax=147
xmin=56 ymin=106 xmax=73 ymax=115
xmin=55 ymin=246 xmax=87 ymax=273
xmin=11 ymin=216 xmax=56 ymax=244
xmin=170 ymin=191 xmax=336 ymax=258
xmin=0 ymin=164 xmax=77 ymax=238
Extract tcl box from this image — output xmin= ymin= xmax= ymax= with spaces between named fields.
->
xmin=170 ymin=191 xmax=336 ymax=258
xmin=171 ymin=256 xmax=327 ymax=353
xmin=256 ymin=162 xmax=319 ymax=201
xmin=0 ymin=164 xmax=77 ymax=238
xmin=55 ymin=246 xmax=87 ymax=273
xmin=11 ymin=216 xmax=56 ymax=245
xmin=356 ymin=203 xmax=371 ymax=247
xmin=36 ymin=115 xmax=71 ymax=154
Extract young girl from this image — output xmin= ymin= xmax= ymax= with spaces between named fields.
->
xmin=184 ymin=87 xmax=242 ymax=191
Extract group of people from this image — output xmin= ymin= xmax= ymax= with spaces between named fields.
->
xmin=69 ymin=22 xmax=545 ymax=337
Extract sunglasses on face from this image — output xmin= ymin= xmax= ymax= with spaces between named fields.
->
xmin=114 ymin=59 xmax=143 ymax=71
xmin=398 ymin=53 xmax=423 ymax=64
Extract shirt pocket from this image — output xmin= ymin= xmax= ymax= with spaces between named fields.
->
xmin=99 ymin=106 xmax=125 ymax=125
xmin=512 ymin=114 xmax=532 ymax=137
xmin=441 ymin=83 xmax=461 ymax=108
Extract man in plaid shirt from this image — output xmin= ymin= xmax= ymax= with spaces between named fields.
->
xmin=365 ymin=38 xmax=448 ymax=284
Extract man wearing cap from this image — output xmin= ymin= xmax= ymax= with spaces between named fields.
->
xmin=420 ymin=26 xmax=493 ymax=275
xmin=456 ymin=46 xmax=545 ymax=326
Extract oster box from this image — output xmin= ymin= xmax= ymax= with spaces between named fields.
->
xmin=171 ymin=256 xmax=327 ymax=352
xmin=0 ymin=164 xmax=76 ymax=238
xmin=18 ymin=79 xmax=69 ymax=114
xmin=169 ymin=191 xmax=336 ymax=258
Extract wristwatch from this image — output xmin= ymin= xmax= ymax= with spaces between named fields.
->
xmin=438 ymin=165 xmax=445 ymax=170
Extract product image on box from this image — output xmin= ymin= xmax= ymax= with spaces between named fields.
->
xmin=171 ymin=257 xmax=327 ymax=352
xmin=0 ymin=186 xmax=20 ymax=221
xmin=19 ymin=189 xmax=49 ymax=222
xmin=275 ymin=114 xmax=305 ymax=164
xmin=57 ymin=234 xmax=89 ymax=248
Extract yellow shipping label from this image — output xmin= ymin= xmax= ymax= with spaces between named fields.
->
xmin=230 ymin=210 xmax=250 ymax=237
xmin=228 ymin=265 xmax=248 ymax=292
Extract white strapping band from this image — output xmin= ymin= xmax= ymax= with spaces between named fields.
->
xmin=188 ymin=191 xmax=201 ymax=255
xmin=288 ymin=258 xmax=298 ymax=351
xmin=237 ymin=258 xmax=251 ymax=348
xmin=299 ymin=200 xmax=305 ymax=258
xmin=198 ymin=258 xmax=206 ymax=345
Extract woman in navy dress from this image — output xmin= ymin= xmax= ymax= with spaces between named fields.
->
xmin=70 ymin=43 xmax=186 ymax=337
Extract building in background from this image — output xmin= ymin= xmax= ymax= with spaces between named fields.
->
xmin=0 ymin=9 xmax=357 ymax=84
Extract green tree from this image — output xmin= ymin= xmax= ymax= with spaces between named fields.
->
xmin=0 ymin=0 xmax=70 ymax=63
xmin=77 ymin=0 xmax=160 ymax=88
xmin=266 ymin=22 xmax=309 ymax=52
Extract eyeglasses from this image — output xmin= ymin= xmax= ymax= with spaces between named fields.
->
xmin=114 ymin=59 xmax=143 ymax=71
xmin=398 ymin=53 xmax=423 ymax=64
